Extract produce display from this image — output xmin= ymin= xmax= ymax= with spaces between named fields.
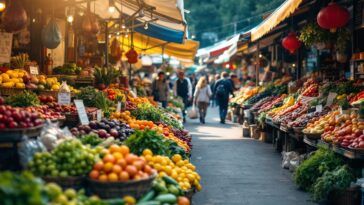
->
xmin=89 ymin=145 xmax=154 ymax=182
xmin=0 ymin=105 xmax=44 ymax=129
xmin=142 ymin=150 xmax=201 ymax=191
xmin=70 ymin=119 xmax=134 ymax=141
xmin=28 ymin=139 xmax=99 ymax=177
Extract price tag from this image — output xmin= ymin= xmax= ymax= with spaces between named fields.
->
xmin=97 ymin=109 xmax=102 ymax=122
xmin=316 ymin=105 xmax=323 ymax=112
xmin=58 ymin=92 xmax=71 ymax=105
xmin=116 ymin=101 xmax=121 ymax=112
xmin=326 ymin=92 xmax=337 ymax=106
xmin=74 ymin=100 xmax=89 ymax=125
xmin=29 ymin=66 xmax=39 ymax=75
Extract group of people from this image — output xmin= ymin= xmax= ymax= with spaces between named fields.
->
xmin=151 ymin=71 xmax=236 ymax=124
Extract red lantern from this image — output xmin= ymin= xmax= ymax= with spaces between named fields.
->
xmin=125 ymin=48 xmax=138 ymax=64
xmin=282 ymin=32 xmax=301 ymax=54
xmin=317 ymin=2 xmax=349 ymax=32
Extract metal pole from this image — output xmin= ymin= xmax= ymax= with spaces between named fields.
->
xmin=105 ymin=21 xmax=109 ymax=67
xmin=256 ymin=41 xmax=260 ymax=86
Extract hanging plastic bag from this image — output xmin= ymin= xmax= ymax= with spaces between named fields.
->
xmin=1 ymin=0 xmax=28 ymax=33
xmin=18 ymin=135 xmax=46 ymax=169
xmin=42 ymin=18 xmax=62 ymax=49
xmin=188 ymin=105 xmax=198 ymax=119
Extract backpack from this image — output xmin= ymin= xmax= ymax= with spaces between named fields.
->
xmin=215 ymin=84 xmax=226 ymax=97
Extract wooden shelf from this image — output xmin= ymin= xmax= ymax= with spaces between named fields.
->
xmin=351 ymin=59 xmax=364 ymax=63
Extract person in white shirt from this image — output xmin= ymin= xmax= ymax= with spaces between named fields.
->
xmin=194 ymin=77 xmax=212 ymax=124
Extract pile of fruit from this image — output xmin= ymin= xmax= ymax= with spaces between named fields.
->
xmin=288 ymin=107 xmax=332 ymax=128
xmin=274 ymin=102 xmax=308 ymax=125
xmin=70 ymin=119 xmax=134 ymax=141
xmin=0 ymin=105 xmax=44 ymax=129
xmin=28 ymin=140 xmax=99 ymax=177
xmin=321 ymin=111 xmax=364 ymax=148
xmin=89 ymin=145 xmax=155 ymax=182
xmin=267 ymin=96 xmax=295 ymax=118
xmin=142 ymin=150 xmax=201 ymax=191
xmin=25 ymin=105 xmax=65 ymax=121
xmin=303 ymin=110 xmax=340 ymax=135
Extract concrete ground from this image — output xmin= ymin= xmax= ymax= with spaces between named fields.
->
xmin=185 ymin=108 xmax=316 ymax=205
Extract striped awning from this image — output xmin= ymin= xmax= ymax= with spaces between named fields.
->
xmin=251 ymin=0 xmax=304 ymax=41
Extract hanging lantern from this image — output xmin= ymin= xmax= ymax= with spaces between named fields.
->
xmin=282 ymin=32 xmax=301 ymax=54
xmin=317 ymin=2 xmax=349 ymax=32
xmin=125 ymin=48 xmax=138 ymax=64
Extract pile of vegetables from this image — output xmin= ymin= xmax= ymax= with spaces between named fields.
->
xmin=294 ymin=147 xmax=344 ymax=191
xmin=132 ymin=103 xmax=182 ymax=129
xmin=5 ymin=90 xmax=40 ymax=107
xmin=52 ymin=63 xmax=82 ymax=75
xmin=126 ymin=129 xmax=187 ymax=159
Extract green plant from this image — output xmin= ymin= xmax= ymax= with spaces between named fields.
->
xmin=132 ymin=103 xmax=182 ymax=129
xmin=76 ymin=86 xmax=98 ymax=107
xmin=95 ymin=91 xmax=113 ymax=117
xmin=5 ymin=90 xmax=40 ymax=107
xmin=294 ymin=147 xmax=344 ymax=191
xmin=312 ymin=165 xmax=354 ymax=202
xmin=299 ymin=23 xmax=331 ymax=47
xmin=335 ymin=28 xmax=351 ymax=54
xmin=339 ymin=99 xmax=350 ymax=110
xmin=93 ymin=66 xmax=119 ymax=86
xmin=125 ymin=129 xmax=172 ymax=156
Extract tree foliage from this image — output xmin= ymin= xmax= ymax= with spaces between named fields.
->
xmin=185 ymin=0 xmax=284 ymax=47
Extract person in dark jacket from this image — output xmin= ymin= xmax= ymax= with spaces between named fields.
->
xmin=173 ymin=71 xmax=192 ymax=123
xmin=213 ymin=72 xmax=234 ymax=124
xmin=152 ymin=71 xmax=169 ymax=108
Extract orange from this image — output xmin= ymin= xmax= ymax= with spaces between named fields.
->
xmin=98 ymin=174 xmax=108 ymax=182
xmin=112 ymin=165 xmax=122 ymax=174
xmin=133 ymin=160 xmax=144 ymax=171
xmin=125 ymin=154 xmax=138 ymax=164
xmin=108 ymin=173 xmax=119 ymax=182
xmin=144 ymin=165 xmax=153 ymax=175
xmin=119 ymin=171 xmax=130 ymax=181
xmin=89 ymin=170 xmax=99 ymax=179
xmin=109 ymin=145 xmax=121 ymax=153
xmin=112 ymin=152 xmax=123 ymax=160
xmin=120 ymin=145 xmax=130 ymax=155
xmin=103 ymin=154 xmax=116 ymax=164
xmin=177 ymin=196 xmax=190 ymax=205
xmin=93 ymin=161 xmax=104 ymax=171
xmin=125 ymin=165 xmax=138 ymax=177
xmin=142 ymin=149 xmax=153 ymax=156
xmin=104 ymin=162 xmax=114 ymax=173
xmin=116 ymin=158 xmax=127 ymax=169
xmin=172 ymin=154 xmax=182 ymax=163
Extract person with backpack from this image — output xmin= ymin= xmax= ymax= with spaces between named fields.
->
xmin=194 ymin=77 xmax=212 ymax=124
xmin=213 ymin=72 xmax=234 ymax=124
xmin=173 ymin=71 xmax=192 ymax=123
xmin=151 ymin=71 xmax=169 ymax=108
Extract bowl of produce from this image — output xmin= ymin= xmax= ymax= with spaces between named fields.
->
xmin=87 ymin=145 xmax=157 ymax=199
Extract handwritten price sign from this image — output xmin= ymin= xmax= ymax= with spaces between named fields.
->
xmin=0 ymin=32 xmax=13 ymax=63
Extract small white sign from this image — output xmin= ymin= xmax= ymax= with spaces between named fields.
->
xmin=58 ymin=92 xmax=71 ymax=105
xmin=74 ymin=100 xmax=89 ymax=125
xmin=0 ymin=32 xmax=13 ymax=63
xmin=326 ymin=92 xmax=337 ymax=106
xmin=29 ymin=66 xmax=39 ymax=75
xmin=116 ymin=101 xmax=121 ymax=112
xmin=316 ymin=105 xmax=323 ymax=112
xmin=97 ymin=109 xmax=102 ymax=122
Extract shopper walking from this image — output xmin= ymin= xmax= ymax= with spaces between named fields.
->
xmin=152 ymin=71 xmax=169 ymax=108
xmin=194 ymin=77 xmax=212 ymax=124
xmin=174 ymin=71 xmax=192 ymax=123
xmin=213 ymin=72 xmax=234 ymax=124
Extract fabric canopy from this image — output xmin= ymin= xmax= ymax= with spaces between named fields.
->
xmin=250 ymin=0 xmax=304 ymax=41
xmin=116 ymin=32 xmax=199 ymax=63
xmin=83 ymin=0 xmax=187 ymax=43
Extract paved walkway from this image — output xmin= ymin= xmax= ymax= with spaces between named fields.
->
xmin=185 ymin=108 xmax=315 ymax=205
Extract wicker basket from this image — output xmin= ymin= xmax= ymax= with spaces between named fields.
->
xmin=87 ymin=173 xmax=157 ymax=199
xmin=0 ymin=124 xmax=44 ymax=143
xmin=42 ymin=176 xmax=85 ymax=190
xmin=328 ymin=186 xmax=361 ymax=205
xmin=0 ymin=88 xmax=28 ymax=96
